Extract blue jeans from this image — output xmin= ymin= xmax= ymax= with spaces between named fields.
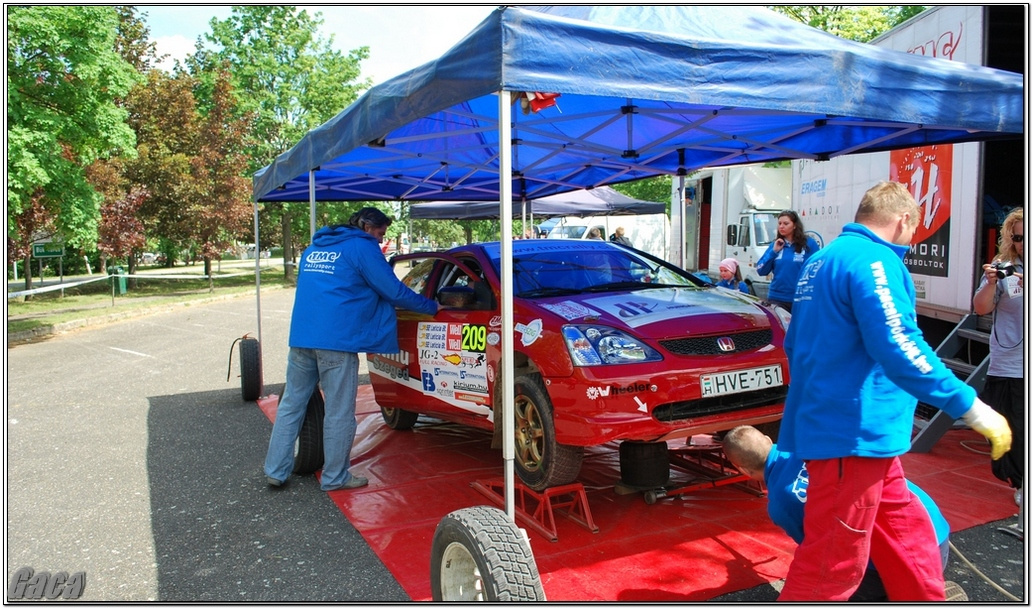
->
xmin=263 ymin=348 xmax=360 ymax=490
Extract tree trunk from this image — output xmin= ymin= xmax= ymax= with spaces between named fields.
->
xmin=22 ymin=254 xmax=33 ymax=293
xmin=99 ymin=252 xmax=108 ymax=275
xmin=204 ymin=257 xmax=213 ymax=293
xmin=281 ymin=211 xmax=295 ymax=285
xmin=127 ymin=257 xmax=138 ymax=290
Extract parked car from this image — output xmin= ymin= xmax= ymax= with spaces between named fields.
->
xmin=365 ymin=239 xmax=790 ymax=491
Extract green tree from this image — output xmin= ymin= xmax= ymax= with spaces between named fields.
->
xmin=770 ymin=6 xmax=927 ymax=42
xmin=184 ymin=68 xmax=255 ymax=284
xmin=191 ymin=6 xmax=372 ymax=282
xmin=7 ymin=5 xmax=140 ymax=288
xmin=124 ymin=70 xmax=199 ymax=268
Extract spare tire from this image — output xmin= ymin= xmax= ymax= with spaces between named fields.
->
xmin=619 ymin=440 xmax=670 ymax=488
xmin=239 ymin=337 xmax=262 ymax=401
xmin=293 ymin=388 xmax=325 ymax=474
xmin=431 ymin=506 xmax=546 ymax=601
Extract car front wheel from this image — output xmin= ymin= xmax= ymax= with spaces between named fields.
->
xmin=513 ymin=375 xmax=583 ymax=491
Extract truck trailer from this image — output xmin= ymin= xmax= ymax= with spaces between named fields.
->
xmin=675 ymin=5 xmax=1024 ymax=338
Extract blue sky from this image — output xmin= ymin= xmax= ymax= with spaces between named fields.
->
xmin=140 ymin=5 xmax=495 ymax=85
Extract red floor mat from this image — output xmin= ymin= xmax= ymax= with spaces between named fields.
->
xmin=257 ymin=387 xmax=1017 ymax=601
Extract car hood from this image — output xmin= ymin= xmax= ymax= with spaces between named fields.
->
xmin=530 ymin=286 xmax=771 ymax=337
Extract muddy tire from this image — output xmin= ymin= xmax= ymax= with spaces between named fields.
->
xmin=513 ymin=375 xmax=583 ymax=491
xmin=430 ymin=506 xmax=546 ymax=601
xmin=239 ymin=337 xmax=262 ymax=401
xmin=293 ymin=388 xmax=325 ymax=474
xmin=619 ymin=440 xmax=670 ymax=488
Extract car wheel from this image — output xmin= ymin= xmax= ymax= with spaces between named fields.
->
xmin=513 ymin=375 xmax=583 ymax=491
xmin=380 ymin=406 xmax=419 ymax=430
xmin=430 ymin=506 xmax=546 ymax=601
xmin=619 ymin=440 xmax=670 ymax=488
xmin=293 ymin=388 xmax=325 ymax=474
xmin=239 ymin=337 xmax=263 ymax=401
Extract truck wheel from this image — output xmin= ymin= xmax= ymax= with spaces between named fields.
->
xmin=431 ymin=506 xmax=546 ymax=601
xmin=293 ymin=388 xmax=325 ymax=474
xmin=380 ymin=406 xmax=419 ymax=430
xmin=619 ymin=440 xmax=670 ymax=488
xmin=239 ymin=337 xmax=262 ymax=401
xmin=513 ymin=375 xmax=583 ymax=491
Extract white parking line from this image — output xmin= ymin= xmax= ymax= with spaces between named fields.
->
xmin=110 ymin=347 xmax=154 ymax=358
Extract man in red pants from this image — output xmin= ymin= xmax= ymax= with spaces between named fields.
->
xmin=776 ymin=181 xmax=1012 ymax=600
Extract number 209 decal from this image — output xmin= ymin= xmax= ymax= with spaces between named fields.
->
xmin=461 ymin=324 xmax=487 ymax=353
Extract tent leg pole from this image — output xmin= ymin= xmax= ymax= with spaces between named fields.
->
xmin=498 ymin=90 xmax=515 ymax=522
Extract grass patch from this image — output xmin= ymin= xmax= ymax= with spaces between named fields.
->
xmin=7 ymin=268 xmax=289 ymax=335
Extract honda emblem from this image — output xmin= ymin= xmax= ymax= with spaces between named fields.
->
xmin=717 ymin=336 xmax=735 ymax=352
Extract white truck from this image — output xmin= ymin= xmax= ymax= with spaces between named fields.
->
xmin=546 ymin=213 xmax=671 ymax=261
xmin=791 ymin=5 xmax=1023 ymax=329
xmin=675 ymin=164 xmax=791 ymax=297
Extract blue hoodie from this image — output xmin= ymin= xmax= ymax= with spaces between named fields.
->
xmin=756 ymin=236 xmax=820 ymax=303
xmin=778 ymin=223 xmax=975 ymax=460
xmin=288 ymin=225 xmax=437 ymax=353
xmin=764 ymin=446 xmax=949 ymax=546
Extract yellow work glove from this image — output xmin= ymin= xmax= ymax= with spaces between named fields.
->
xmin=961 ymin=400 xmax=1013 ymax=460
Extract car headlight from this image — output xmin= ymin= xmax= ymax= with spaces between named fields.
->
xmin=562 ymin=325 xmax=663 ymax=366
xmin=771 ymin=305 xmax=792 ymax=331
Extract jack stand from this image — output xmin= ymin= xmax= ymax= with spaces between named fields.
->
xmin=643 ymin=440 xmax=766 ymax=505
xmin=471 ymin=478 xmax=599 ymax=542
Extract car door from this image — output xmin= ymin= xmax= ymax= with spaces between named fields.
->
xmin=368 ymin=252 xmax=499 ymax=428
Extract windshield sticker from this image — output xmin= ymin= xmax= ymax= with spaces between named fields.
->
xmin=515 ymin=319 xmax=544 ymax=346
xmin=486 ymin=331 xmax=500 ymax=346
xmin=540 ymin=300 xmax=598 ymax=320
xmin=584 ymin=289 xmax=758 ymax=328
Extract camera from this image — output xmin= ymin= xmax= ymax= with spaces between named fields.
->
xmin=991 ymin=261 xmax=1016 ymax=280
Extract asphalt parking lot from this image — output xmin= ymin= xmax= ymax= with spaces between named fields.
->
xmin=5 ymin=288 xmax=1026 ymax=601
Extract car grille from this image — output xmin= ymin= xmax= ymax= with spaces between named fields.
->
xmin=659 ymin=329 xmax=773 ymax=356
xmin=652 ymin=386 xmax=788 ymax=422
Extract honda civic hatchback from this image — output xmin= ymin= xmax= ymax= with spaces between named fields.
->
xmin=367 ymin=239 xmax=789 ymax=491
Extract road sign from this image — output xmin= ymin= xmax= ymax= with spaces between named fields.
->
xmin=32 ymin=242 xmax=65 ymax=258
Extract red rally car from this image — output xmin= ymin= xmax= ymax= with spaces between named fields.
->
xmin=367 ymin=239 xmax=790 ymax=491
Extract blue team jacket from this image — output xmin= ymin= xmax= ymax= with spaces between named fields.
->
xmin=288 ymin=225 xmax=437 ymax=353
xmin=756 ymin=236 xmax=819 ymax=302
xmin=779 ymin=223 xmax=975 ymax=460
xmin=764 ymin=446 xmax=949 ymax=546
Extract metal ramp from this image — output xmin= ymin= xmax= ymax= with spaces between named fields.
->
xmin=911 ymin=314 xmax=992 ymax=453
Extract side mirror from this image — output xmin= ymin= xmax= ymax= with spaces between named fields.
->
xmin=437 ymin=285 xmax=477 ymax=308
xmin=726 ymin=224 xmax=738 ymax=247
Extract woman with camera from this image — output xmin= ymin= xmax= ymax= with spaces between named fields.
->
xmin=756 ymin=210 xmax=820 ymax=312
xmin=973 ymin=207 xmax=1024 ymax=508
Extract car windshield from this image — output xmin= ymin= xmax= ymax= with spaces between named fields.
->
xmin=753 ymin=212 xmax=780 ymax=246
xmin=546 ymin=225 xmax=587 ymax=239
xmin=485 ymin=242 xmax=699 ymax=298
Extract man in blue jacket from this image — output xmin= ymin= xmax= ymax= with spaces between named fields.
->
xmin=722 ymin=425 xmax=956 ymax=601
xmin=776 ymin=181 xmax=1011 ymax=601
xmin=264 ymin=208 xmax=440 ymax=491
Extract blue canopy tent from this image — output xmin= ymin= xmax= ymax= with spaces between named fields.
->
xmin=254 ymin=5 xmax=1022 ymax=205
xmin=250 ymin=5 xmax=1023 ymax=529
xmin=408 ymin=186 xmax=664 ymax=220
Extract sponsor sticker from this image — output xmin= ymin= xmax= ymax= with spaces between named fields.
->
xmin=515 ymin=319 xmax=544 ymax=346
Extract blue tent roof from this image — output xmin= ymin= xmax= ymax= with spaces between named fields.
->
xmin=409 ymin=186 xmax=664 ymax=220
xmin=253 ymin=5 xmax=1023 ymax=203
